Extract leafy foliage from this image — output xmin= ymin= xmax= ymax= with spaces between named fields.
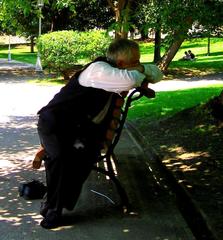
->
xmin=70 ymin=0 xmax=113 ymax=31
xmin=37 ymin=30 xmax=111 ymax=71
xmin=1 ymin=0 xmax=223 ymax=71
xmin=0 ymin=0 xmax=38 ymax=36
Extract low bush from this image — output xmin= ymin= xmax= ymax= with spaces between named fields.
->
xmin=37 ymin=30 xmax=111 ymax=79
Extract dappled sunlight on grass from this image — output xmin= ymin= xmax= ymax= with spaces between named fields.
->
xmin=198 ymin=53 xmax=223 ymax=59
xmin=168 ymin=38 xmax=222 ymax=77
xmin=161 ymin=145 xmax=211 ymax=174
xmin=178 ymin=151 xmax=210 ymax=161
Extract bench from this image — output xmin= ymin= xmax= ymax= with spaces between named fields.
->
xmin=32 ymin=86 xmax=155 ymax=213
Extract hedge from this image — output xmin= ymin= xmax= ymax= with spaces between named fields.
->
xmin=37 ymin=30 xmax=112 ymax=79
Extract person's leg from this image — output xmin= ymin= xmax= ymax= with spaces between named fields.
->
xmin=61 ymin=148 xmax=94 ymax=210
xmin=37 ymin=113 xmax=64 ymax=228
xmin=56 ymin=138 xmax=100 ymax=211
xmin=38 ymin=114 xmax=100 ymax=228
xmin=39 ymin=141 xmax=97 ymax=228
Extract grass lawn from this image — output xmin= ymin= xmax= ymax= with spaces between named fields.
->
xmin=128 ymin=84 xmax=223 ymax=122
xmin=0 ymin=45 xmax=36 ymax=64
xmin=140 ymin=37 xmax=223 ymax=77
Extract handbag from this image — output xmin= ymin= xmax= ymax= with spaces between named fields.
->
xmin=18 ymin=180 xmax=46 ymax=200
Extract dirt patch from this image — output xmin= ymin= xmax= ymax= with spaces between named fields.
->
xmin=135 ymin=98 xmax=223 ymax=239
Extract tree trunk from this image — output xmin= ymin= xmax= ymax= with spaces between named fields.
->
xmin=158 ymin=17 xmax=193 ymax=72
xmin=153 ymin=29 xmax=161 ymax=63
xmin=207 ymin=36 xmax=210 ymax=56
xmin=158 ymin=34 xmax=186 ymax=72
xmin=140 ymin=29 xmax=148 ymax=40
xmin=30 ymin=36 xmax=35 ymax=53
xmin=107 ymin=0 xmax=131 ymax=39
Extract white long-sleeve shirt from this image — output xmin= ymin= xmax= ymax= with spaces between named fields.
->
xmin=79 ymin=61 xmax=163 ymax=94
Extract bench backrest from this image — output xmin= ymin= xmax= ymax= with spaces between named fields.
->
xmin=100 ymin=87 xmax=155 ymax=159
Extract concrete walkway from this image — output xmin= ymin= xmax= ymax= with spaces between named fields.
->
xmin=0 ymin=59 xmax=36 ymax=70
xmin=1 ymin=59 xmax=222 ymax=239
xmin=150 ymin=72 xmax=223 ymax=91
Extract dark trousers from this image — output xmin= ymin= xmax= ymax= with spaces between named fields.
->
xmin=37 ymin=111 xmax=99 ymax=212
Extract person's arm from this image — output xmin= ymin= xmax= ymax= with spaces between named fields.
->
xmin=124 ymin=63 xmax=163 ymax=83
xmin=143 ymin=64 xmax=163 ymax=83
xmin=78 ymin=61 xmax=146 ymax=93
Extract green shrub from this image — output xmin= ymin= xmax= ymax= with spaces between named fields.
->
xmin=37 ymin=30 xmax=111 ymax=75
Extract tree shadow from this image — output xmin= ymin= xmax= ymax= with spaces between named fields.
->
xmin=0 ymin=113 xmax=193 ymax=238
xmin=0 ymin=115 xmax=40 ymax=159
xmin=196 ymin=51 xmax=223 ymax=57
xmin=180 ymin=41 xmax=208 ymax=50
xmin=141 ymin=104 xmax=223 ymax=214
xmin=0 ymin=113 xmax=47 ymax=236
xmin=0 ymin=70 xmax=39 ymax=83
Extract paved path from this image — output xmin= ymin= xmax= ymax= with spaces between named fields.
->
xmin=150 ymin=72 xmax=223 ymax=91
xmin=0 ymin=59 xmax=36 ymax=70
xmin=1 ymin=59 xmax=222 ymax=239
xmin=0 ymin=71 xmax=62 ymax=162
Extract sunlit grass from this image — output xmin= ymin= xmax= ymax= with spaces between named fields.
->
xmin=139 ymin=41 xmax=154 ymax=63
xmin=139 ymin=37 xmax=223 ymax=76
xmin=0 ymin=45 xmax=36 ymax=64
xmin=128 ymin=84 xmax=223 ymax=122
xmin=169 ymin=38 xmax=223 ymax=75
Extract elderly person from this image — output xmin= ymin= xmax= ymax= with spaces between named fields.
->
xmin=37 ymin=38 xmax=163 ymax=229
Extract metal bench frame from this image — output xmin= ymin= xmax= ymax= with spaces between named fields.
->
xmin=92 ymin=87 xmax=155 ymax=213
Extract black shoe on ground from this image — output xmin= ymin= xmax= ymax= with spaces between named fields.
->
xmin=40 ymin=202 xmax=49 ymax=217
xmin=40 ymin=209 xmax=61 ymax=229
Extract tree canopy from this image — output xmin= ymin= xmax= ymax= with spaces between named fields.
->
xmin=0 ymin=0 xmax=223 ymax=71
xmin=140 ymin=0 xmax=223 ymax=71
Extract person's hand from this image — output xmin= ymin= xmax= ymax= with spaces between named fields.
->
xmin=140 ymin=79 xmax=149 ymax=89
xmin=138 ymin=80 xmax=155 ymax=98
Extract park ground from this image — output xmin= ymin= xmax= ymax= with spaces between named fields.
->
xmin=0 ymin=64 xmax=196 ymax=239
xmin=0 ymin=60 xmax=223 ymax=239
